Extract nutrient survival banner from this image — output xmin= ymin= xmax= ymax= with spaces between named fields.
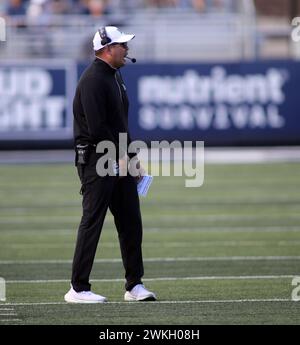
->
xmin=120 ymin=60 xmax=300 ymax=145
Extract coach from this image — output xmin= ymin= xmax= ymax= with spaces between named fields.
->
xmin=64 ymin=26 xmax=156 ymax=303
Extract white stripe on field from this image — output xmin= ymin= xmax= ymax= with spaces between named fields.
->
xmin=6 ymin=275 xmax=293 ymax=284
xmin=2 ymin=240 xmax=300 ymax=248
xmin=0 ymin=214 xmax=300 ymax=223
xmin=144 ymin=226 xmax=300 ymax=233
xmin=1 ymin=256 xmax=300 ymax=265
xmin=1 ymin=147 xmax=300 ymax=164
xmin=1 ymin=298 xmax=292 ymax=307
xmin=0 ymin=319 xmax=22 ymax=322
xmin=1 ymin=226 xmax=299 ymax=233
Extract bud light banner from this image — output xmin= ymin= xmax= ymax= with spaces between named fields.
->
xmin=0 ymin=61 xmax=76 ymax=143
xmin=121 ymin=61 xmax=300 ymax=145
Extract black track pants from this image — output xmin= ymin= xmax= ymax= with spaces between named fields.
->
xmin=71 ymin=165 xmax=144 ymax=292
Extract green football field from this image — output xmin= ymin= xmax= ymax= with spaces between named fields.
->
xmin=0 ymin=161 xmax=300 ymax=324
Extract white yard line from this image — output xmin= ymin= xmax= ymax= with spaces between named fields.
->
xmin=1 ymin=298 xmax=292 ymax=307
xmin=144 ymin=226 xmax=300 ymax=233
xmin=0 ymin=319 xmax=22 ymax=322
xmin=1 ymin=256 xmax=300 ymax=265
xmin=1 ymin=147 xmax=300 ymax=164
xmin=5 ymin=275 xmax=293 ymax=284
xmin=1 ymin=214 xmax=300 ymax=223
xmin=2 ymin=240 xmax=300 ymax=248
xmin=0 ymin=307 xmax=19 ymax=321
xmin=1 ymin=226 xmax=299 ymax=236
xmin=1 ymin=226 xmax=300 ymax=233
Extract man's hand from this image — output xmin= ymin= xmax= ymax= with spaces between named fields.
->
xmin=129 ymin=156 xmax=146 ymax=182
xmin=118 ymin=155 xmax=128 ymax=177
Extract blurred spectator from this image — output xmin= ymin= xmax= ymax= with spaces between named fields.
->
xmin=86 ymin=0 xmax=110 ymax=17
xmin=47 ymin=0 xmax=72 ymax=14
xmin=108 ymin=0 xmax=144 ymax=12
xmin=70 ymin=0 xmax=90 ymax=14
xmin=1 ymin=0 xmax=235 ymax=16
xmin=26 ymin=0 xmax=48 ymax=18
xmin=143 ymin=0 xmax=233 ymax=12
xmin=6 ymin=0 xmax=27 ymax=15
xmin=27 ymin=0 xmax=74 ymax=17
xmin=191 ymin=0 xmax=205 ymax=12
xmin=144 ymin=0 xmax=177 ymax=8
xmin=205 ymin=0 xmax=234 ymax=12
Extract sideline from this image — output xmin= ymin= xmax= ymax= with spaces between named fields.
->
xmin=1 ymin=255 xmax=300 ymax=265
xmin=5 ymin=275 xmax=294 ymax=284
xmin=1 ymin=298 xmax=291 ymax=307
xmin=0 ymin=147 xmax=300 ymax=164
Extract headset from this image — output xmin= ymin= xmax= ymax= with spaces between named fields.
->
xmin=99 ymin=27 xmax=111 ymax=46
xmin=98 ymin=26 xmax=137 ymax=63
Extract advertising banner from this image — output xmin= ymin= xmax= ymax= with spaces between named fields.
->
xmin=121 ymin=60 xmax=300 ymax=145
xmin=1 ymin=60 xmax=299 ymax=147
xmin=0 ymin=60 xmax=76 ymax=143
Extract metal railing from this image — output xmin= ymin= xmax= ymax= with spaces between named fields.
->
xmin=0 ymin=1 xmax=258 ymax=62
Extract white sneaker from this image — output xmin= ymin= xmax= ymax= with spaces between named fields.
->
xmin=124 ymin=284 xmax=156 ymax=301
xmin=64 ymin=287 xmax=107 ymax=304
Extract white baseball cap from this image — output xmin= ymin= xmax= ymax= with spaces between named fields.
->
xmin=93 ymin=26 xmax=135 ymax=51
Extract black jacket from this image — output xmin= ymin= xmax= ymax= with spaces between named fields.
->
xmin=73 ymin=58 xmax=135 ymax=158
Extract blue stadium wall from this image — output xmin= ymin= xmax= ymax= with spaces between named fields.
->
xmin=0 ymin=60 xmax=299 ymax=149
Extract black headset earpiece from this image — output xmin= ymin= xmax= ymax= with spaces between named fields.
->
xmin=99 ymin=27 xmax=111 ymax=46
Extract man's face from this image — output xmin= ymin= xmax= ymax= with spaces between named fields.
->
xmin=109 ymin=43 xmax=129 ymax=68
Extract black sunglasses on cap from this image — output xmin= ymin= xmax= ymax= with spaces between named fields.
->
xmin=110 ymin=42 xmax=128 ymax=48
